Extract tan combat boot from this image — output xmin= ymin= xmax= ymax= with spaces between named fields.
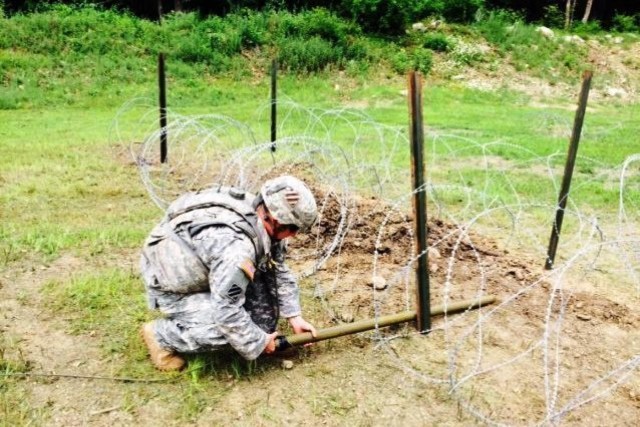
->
xmin=140 ymin=321 xmax=186 ymax=371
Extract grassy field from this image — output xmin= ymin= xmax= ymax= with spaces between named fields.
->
xmin=2 ymin=74 xmax=639 ymax=423
xmin=2 ymin=76 xmax=639 ymax=264
xmin=2 ymin=6 xmax=640 ymax=426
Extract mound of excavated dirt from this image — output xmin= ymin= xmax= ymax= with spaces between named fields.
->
xmin=289 ymin=186 xmax=537 ymax=321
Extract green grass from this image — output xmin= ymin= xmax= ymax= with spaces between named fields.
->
xmin=1 ymin=6 xmax=623 ymax=111
xmin=42 ymin=269 xmax=148 ymax=354
xmin=1 ymin=6 xmax=639 ymax=423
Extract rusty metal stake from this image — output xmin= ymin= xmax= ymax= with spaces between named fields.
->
xmin=545 ymin=70 xmax=593 ymax=270
xmin=270 ymin=58 xmax=278 ymax=152
xmin=408 ymin=71 xmax=430 ymax=333
xmin=158 ymin=52 xmax=168 ymax=163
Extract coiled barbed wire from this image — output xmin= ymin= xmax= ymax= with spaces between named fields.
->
xmin=113 ymin=98 xmax=640 ymax=425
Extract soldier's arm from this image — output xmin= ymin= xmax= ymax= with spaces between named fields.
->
xmin=193 ymin=228 xmax=268 ymax=360
xmin=271 ymin=242 xmax=317 ymax=338
xmin=270 ymin=241 xmax=302 ymax=318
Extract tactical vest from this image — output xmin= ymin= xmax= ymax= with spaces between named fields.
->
xmin=144 ymin=186 xmax=266 ymax=293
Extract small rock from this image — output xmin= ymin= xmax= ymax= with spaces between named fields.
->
xmin=367 ymin=275 xmax=387 ymax=291
xmin=412 ymin=22 xmax=426 ymax=32
xmin=428 ymin=247 xmax=441 ymax=259
xmin=428 ymin=20 xmax=442 ymax=30
xmin=562 ymin=35 xmax=584 ymax=44
xmin=281 ymin=360 xmax=294 ymax=370
xmin=429 ymin=263 xmax=439 ymax=274
xmin=604 ymin=87 xmax=627 ymax=98
xmin=613 ymin=36 xmax=624 ymax=44
xmin=514 ymin=270 xmax=524 ymax=281
xmin=576 ymin=313 xmax=592 ymax=321
xmin=340 ymin=312 xmax=354 ymax=323
xmin=576 ymin=301 xmax=584 ymax=309
xmin=536 ymin=26 xmax=555 ymax=39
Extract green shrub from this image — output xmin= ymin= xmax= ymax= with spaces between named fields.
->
xmin=277 ymin=8 xmax=358 ymax=43
xmin=423 ymin=33 xmax=451 ymax=52
xmin=612 ymin=14 xmax=640 ymax=33
xmin=412 ymin=47 xmax=433 ymax=73
xmin=340 ymin=0 xmax=412 ymax=35
xmin=390 ymin=49 xmax=410 ymax=74
xmin=389 ymin=47 xmax=432 ymax=75
xmin=572 ymin=20 xmax=602 ymax=35
xmin=451 ymin=40 xmax=483 ymax=65
xmin=228 ymin=9 xmax=269 ymax=47
xmin=300 ymin=8 xmax=355 ymax=44
xmin=278 ymin=36 xmax=343 ymax=72
xmin=475 ymin=9 xmax=525 ymax=45
xmin=440 ymin=0 xmax=484 ymax=24
xmin=345 ymin=38 xmax=370 ymax=60
xmin=542 ymin=4 xmax=564 ymax=29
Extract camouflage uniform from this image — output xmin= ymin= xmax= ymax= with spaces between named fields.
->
xmin=140 ymin=187 xmax=301 ymax=361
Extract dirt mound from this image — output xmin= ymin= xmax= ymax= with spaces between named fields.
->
xmin=289 ymin=186 xmax=537 ymax=321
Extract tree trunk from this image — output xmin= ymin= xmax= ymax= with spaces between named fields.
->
xmin=582 ymin=0 xmax=594 ymax=24
xmin=565 ymin=0 xmax=577 ymax=29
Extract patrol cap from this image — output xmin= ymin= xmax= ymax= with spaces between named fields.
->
xmin=260 ymin=176 xmax=317 ymax=232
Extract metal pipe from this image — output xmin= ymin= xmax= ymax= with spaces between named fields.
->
xmin=158 ymin=52 xmax=168 ymax=163
xmin=276 ymin=296 xmax=496 ymax=350
xmin=545 ymin=70 xmax=593 ymax=270
xmin=408 ymin=71 xmax=430 ymax=332
xmin=270 ymin=58 xmax=277 ymax=152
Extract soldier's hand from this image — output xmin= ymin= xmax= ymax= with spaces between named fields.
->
xmin=263 ymin=331 xmax=279 ymax=355
xmin=288 ymin=316 xmax=317 ymax=337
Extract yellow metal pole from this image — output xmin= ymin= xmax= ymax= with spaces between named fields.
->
xmin=277 ymin=296 xmax=496 ymax=349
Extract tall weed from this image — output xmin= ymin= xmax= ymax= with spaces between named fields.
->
xmin=278 ymin=36 xmax=343 ymax=72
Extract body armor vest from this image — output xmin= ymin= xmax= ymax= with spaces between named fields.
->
xmin=144 ymin=186 xmax=267 ymax=293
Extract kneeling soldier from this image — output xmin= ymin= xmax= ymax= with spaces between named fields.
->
xmin=140 ymin=175 xmax=318 ymax=371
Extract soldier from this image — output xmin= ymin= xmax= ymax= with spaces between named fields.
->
xmin=140 ymin=175 xmax=318 ymax=371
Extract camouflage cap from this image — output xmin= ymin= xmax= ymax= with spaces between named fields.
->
xmin=260 ymin=176 xmax=317 ymax=232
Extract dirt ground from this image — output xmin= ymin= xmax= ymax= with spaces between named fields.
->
xmin=1 ymin=179 xmax=639 ymax=426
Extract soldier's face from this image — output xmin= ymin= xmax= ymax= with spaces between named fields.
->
xmin=259 ymin=204 xmax=299 ymax=240
xmin=272 ymin=223 xmax=299 ymax=240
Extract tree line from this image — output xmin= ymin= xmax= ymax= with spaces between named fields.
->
xmin=3 ymin=1 xmax=639 ymax=31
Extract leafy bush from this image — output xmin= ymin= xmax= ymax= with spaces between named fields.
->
xmin=340 ymin=0 xmax=484 ymax=32
xmin=541 ymin=4 xmax=564 ymax=29
xmin=340 ymin=0 xmax=413 ymax=35
xmin=451 ymin=40 xmax=483 ymax=65
xmin=412 ymin=47 xmax=433 ymax=73
xmin=278 ymin=36 xmax=343 ymax=72
xmin=612 ymin=14 xmax=640 ymax=33
xmin=440 ymin=0 xmax=484 ymax=24
xmin=572 ymin=20 xmax=602 ymax=35
xmin=299 ymin=8 xmax=355 ymax=44
xmin=475 ymin=9 xmax=524 ymax=45
xmin=390 ymin=51 xmax=408 ymax=74
xmin=276 ymin=8 xmax=357 ymax=43
xmin=422 ymin=33 xmax=451 ymax=52
xmin=389 ymin=47 xmax=432 ymax=75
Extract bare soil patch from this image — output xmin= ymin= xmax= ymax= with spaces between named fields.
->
xmin=2 ymin=174 xmax=639 ymax=425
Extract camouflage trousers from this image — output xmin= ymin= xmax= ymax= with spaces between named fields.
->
xmin=143 ymin=267 xmax=279 ymax=354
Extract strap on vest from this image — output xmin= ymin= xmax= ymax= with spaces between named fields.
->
xmin=170 ymin=199 xmax=266 ymax=266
